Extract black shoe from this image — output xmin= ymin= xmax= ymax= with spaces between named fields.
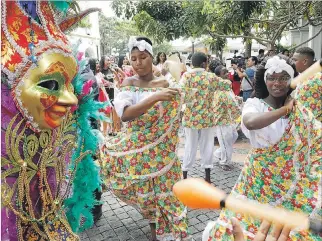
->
xmin=93 ymin=205 xmax=103 ymax=223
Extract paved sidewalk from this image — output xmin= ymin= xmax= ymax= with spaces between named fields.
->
xmin=80 ymin=139 xmax=251 ymax=241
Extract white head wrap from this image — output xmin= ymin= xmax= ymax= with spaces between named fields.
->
xmin=264 ymin=56 xmax=294 ymax=84
xmin=128 ymin=36 xmax=153 ymax=56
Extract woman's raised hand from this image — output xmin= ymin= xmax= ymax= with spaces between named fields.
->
xmin=283 ymin=97 xmax=295 ymax=116
xmin=153 ymin=88 xmax=180 ymax=101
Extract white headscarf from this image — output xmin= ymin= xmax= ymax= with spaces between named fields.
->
xmin=264 ymin=56 xmax=294 ymax=84
xmin=128 ymin=36 xmax=153 ymax=55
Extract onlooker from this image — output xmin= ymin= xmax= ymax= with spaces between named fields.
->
xmin=257 ymin=49 xmax=265 ymax=64
xmin=118 ymin=55 xmax=134 ymax=77
xmin=268 ymin=49 xmax=275 ymax=56
xmin=155 ymin=52 xmax=167 ymax=70
xmin=99 ymin=55 xmax=121 ymax=134
xmin=292 ymin=46 xmax=315 ymax=73
xmin=281 ymin=49 xmax=289 ymax=57
xmin=229 ymin=59 xmax=242 ymax=96
xmin=208 ymin=58 xmax=222 ymax=73
xmin=237 ymin=56 xmax=258 ymax=101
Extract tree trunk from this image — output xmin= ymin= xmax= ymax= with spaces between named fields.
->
xmin=266 ymin=43 xmax=276 ymax=51
xmin=245 ymin=40 xmax=252 ymax=58
xmin=219 ymin=51 xmax=223 ymax=62
xmin=243 ymin=24 xmax=252 ymax=58
xmin=215 ymin=49 xmax=219 ymax=58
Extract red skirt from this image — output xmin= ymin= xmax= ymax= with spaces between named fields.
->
xmin=98 ymin=88 xmax=112 ymax=114
xmin=232 ymin=81 xmax=241 ymax=96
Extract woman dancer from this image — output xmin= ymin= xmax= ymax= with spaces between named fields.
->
xmin=203 ymin=55 xmax=321 ymax=240
xmin=88 ymin=58 xmax=112 ymax=135
xmin=156 ymin=52 xmax=167 ymax=71
xmin=102 ymin=37 xmax=190 ymax=241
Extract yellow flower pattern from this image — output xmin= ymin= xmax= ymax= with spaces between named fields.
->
xmin=207 ymin=73 xmax=322 ymax=240
xmin=102 ymin=86 xmax=189 ymax=240
xmin=213 ymin=78 xmax=243 ymax=126
xmin=181 ymin=70 xmax=219 ymax=129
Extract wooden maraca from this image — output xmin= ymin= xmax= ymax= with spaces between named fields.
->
xmin=173 ymin=178 xmax=322 ymax=233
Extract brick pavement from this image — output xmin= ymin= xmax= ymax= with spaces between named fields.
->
xmin=80 ymin=138 xmax=251 ymax=241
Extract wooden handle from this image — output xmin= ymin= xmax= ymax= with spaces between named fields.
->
xmin=173 ymin=179 xmax=317 ymax=232
xmin=225 ymin=195 xmax=310 ymax=230
xmin=290 ymin=60 xmax=322 ymax=89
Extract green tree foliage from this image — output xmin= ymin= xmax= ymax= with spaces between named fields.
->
xmin=153 ymin=42 xmax=173 ymax=56
xmin=111 ymin=0 xmax=322 ymax=56
xmin=99 ymin=13 xmax=141 ymax=55
xmin=98 ymin=12 xmax=171 ymax=56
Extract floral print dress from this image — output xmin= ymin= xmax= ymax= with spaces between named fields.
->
xmin=101 ymin=86 xmax=190 ymax=241
xmin=180 ymin=69 xmax=219 ymax=129
xmin=204 ymin=72 xmax=322 ymax=241
xmin=213 ymin=78 xmax=243 ymax=126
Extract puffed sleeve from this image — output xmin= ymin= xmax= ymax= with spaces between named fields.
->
xmin=113 ymin=91 xmax=133 ymax=118
xmin=241 ymin=98 xmax=261 ymax=138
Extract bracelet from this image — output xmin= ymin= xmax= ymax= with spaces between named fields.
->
xmin=285 ymin=107 xmax=290 ymax=115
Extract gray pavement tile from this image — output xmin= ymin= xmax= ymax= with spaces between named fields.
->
xmin=109 ymin=220 xmax=124 ymax=229
xmin=196 ymin=214 xmax=209 ymax=223
xmin=114 ymin=207 xmax=126 ymax=215
xmin=116 ymin=212 xmax=130 ymax=220
xmin=194 ymin=222 xmax=208 ymax=232
xmin=101 ymin=230 xmax=117 ymax=239
xmin=141 ymin=225 xmax=151 ymax=234
xmin=130 ymin=229 xmax=145 ymax=238
xmin=126 ymin=223 xmax=139 ymax=231
xmin=98 ymin=223 xmax=113 ymax=233
xmin=193 ymin=232 xmax=203 ymax=241
xmin=89 ymin=234 xmax=103 ymax=241
xmin=189 ymin=225 xmax=199 ymax=235
xmin=114 ymin=226 xmax=128 ymax=236
xmin=121 ymin=217 xmax=134 ymax=226
xmin=189 ymin=217 xmax=200 ymax=226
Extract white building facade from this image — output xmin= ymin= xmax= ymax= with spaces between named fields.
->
xmin=290 ymin=21 xmax=322 ymax=60
xmin=67 ymin=1 xmax=101 ymax=60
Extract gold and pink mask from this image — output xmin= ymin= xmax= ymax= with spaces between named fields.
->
xmin=1 ymin=1 xmax=100 ymax=240
xmin=1 ymin=0 xmax=98 ymax=131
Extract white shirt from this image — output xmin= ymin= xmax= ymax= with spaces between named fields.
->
xmin=114 ymin=90 xmax=158 ymax=118
xmin=241 ymin=98 xmax=289 ymax=148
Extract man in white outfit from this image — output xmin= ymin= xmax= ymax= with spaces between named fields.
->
xmin=211 ymin=65 xmax=242 ymax=171
xmin=180 ymin=52 xmax=219 ymax=183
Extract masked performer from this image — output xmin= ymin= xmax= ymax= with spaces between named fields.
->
xmin=1 ymin=1 xmax=101 ymax=240
xmin=203 ymin=56 xmax=321 ymax=241
xmin=101 ymin=36 xmax=190 ymax=241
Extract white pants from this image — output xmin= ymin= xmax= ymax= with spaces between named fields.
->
xmin=182 ymin=127 xmax=215 ymax=171
xmin=214 ymin=125 xmax=238 ymax=165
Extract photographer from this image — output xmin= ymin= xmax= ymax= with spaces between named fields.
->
xmin=236 ymin=56 xmax=258 ymax=101
xmin=229 ymin=59 xmax=242 ymax=96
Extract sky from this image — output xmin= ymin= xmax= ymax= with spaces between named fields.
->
xmin=90 ymin=1 xmax=116 ymax=17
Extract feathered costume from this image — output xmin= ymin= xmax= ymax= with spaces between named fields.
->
xmin=1 ymin=1 xmax=104 ymax=240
